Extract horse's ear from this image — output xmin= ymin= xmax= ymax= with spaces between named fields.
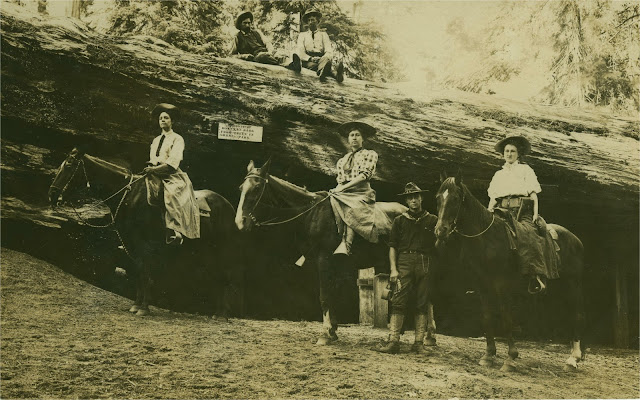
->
xmin=440 ymin=171 xmax=448 ymax=183
xmin=454 ymin=169 xmax=463 ymax=186
xmin=247 ymin=160 xmax=255 ymax=173
xmin=260 ymin=157 xmax=272 ymax=175
xmin=71 ymin=146 xmax=86 ymax=157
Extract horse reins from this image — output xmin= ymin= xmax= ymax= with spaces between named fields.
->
xmin=241 ymin=172 xmax=331 ymax=227
xmin=51 ymin=155 xmax=144 ymax=258
xmin=450 ymin=189 xmax=496 ymax=238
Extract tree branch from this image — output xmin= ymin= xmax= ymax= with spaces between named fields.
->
xmin=609 ymin=13 xmax=639 ymax=43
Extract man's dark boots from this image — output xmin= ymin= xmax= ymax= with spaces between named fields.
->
xmin=377 ymin=314 xmax=404 ymax=354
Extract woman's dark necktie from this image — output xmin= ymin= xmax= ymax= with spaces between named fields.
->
xmin=344 ymin=148 xmax=363 ymax=173
xmin=156 ymin=135 xmax=165 ymax=157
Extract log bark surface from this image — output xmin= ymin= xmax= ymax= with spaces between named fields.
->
xmin=1 ymin=4 xmax=638 ymax=228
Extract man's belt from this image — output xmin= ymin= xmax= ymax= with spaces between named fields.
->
xmin=498 ymin=197 xmax=532 ymax=208
xmin=400 ymin=250 xmax=426 ymax=255
xmin=306 ymin=51 xmax=324 ymax=57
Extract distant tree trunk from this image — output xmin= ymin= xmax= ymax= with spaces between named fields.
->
xmin=37 ymin=0 xmax=47 ymax=15
xmin=571 ymin=1 xmax=584 ymax=107
xmin=352 ymin=0 xmax=363 ymax=23
xmin=71 ymin=0 xmax=81 ymax=19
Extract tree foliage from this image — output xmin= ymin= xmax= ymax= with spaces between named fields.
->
xmin=445 ymin=0 xmax=639 ymax=114
xmin=86 ymin=0 xmax=402 ymax=82
xmin=106 ymin=0 xmax=230 ymax=54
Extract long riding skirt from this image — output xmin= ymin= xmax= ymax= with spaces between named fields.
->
xmin=163 ymin=169 xmax=200 ymax=239
xmin=329 ymin=181 xmax=380 ymax=243
xmin=506 ymin=202 xmax=559 ymax=280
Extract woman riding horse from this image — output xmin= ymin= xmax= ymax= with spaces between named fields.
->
xmin=487 ymin=135 xmax=559 ymax=293
xmin=143 ymin=103 xmax=200 ymax=245
xmin=330 ymin=120 xmax=379 ymax=255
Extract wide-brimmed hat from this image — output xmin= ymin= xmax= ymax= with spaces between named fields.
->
xmin=235 ymin=11 xmax=253 ymax=30
xmin=302 ymin=9 xmax=322 ymax=23
xmin=152 ymin=103 xmax=179 ymax=122
xmin=338 ymin=120 xmax=376 ymax=138
xmin=398 ymin=182 xmax=428 ymax=197
xmin=495 ymin=135 xmax=531 ymax=155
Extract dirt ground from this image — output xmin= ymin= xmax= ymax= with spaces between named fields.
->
xmin=1 ymin=248 xmax=638 ymax=399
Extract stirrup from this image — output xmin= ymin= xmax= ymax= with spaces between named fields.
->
xmin=528 ymin=276 xmax=546 ymax=294
xmin=166 ymin=233 xmax=184 ymax=246
xmin=333 ymin=241 xmax=351 ymax=256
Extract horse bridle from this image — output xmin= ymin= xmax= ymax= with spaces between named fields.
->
xmin=50 ymin=153 xmax=139 ymax=258
xmin=49 ymin=154 xmax=87 ymax=195
xmin=241 ymin=172 xmax=269 ymax=226
xmin=447 ymin=187 xmax=495 ymax=238
xmin=240 ymin=171 xmax=331 ymax=227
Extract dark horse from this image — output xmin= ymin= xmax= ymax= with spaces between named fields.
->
xmin=235 ymin=159 xmax=424 ymax=344
xmin=48 ymin=148 xmax=242 ymax=317
xmin=434 ymin=173 xmax=585 ymax=371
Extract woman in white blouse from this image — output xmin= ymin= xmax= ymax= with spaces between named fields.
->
xmin=487 ymin=135 xmax=558 ymax=293
xmin=143 ymin=103 xmax=200 ymax=245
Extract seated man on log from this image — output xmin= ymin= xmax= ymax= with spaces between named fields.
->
xmin=231 ymin=11 xmax=301 ymax=73
xmin=295 ymin=9 xmax=344 ymax=82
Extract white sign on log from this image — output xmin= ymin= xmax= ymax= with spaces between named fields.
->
xmin=218 ymin=123 xmax=263 ymax=143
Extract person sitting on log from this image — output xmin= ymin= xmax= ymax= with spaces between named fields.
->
xmin=143 ymin=103 xmax=200 ymax=245
xmin=329 ymin=120 xmax=378 ymax=255
xmin=377 ymin=182 xmax=438 ymax=354
xmin=487 ymin=135 xmax=559 ymax=294
xmin=295 ymin=9 xmax=344 ymax=82
xmin=231 ymin=11 xmax=301 ymax=73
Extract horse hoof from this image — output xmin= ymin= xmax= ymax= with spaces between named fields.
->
xmin=500 ymin=360 xmax=517 ymax=372
xmin=479 ymin=355 xmax=495 ymax=367
xmin=136 ymin=308 xmax=150 ymax=316
xmin=316 ymin=335 xmax=337 ymax=346
xmin=563 ymin=358 xmax=579 ymax=371
xmin=424 ymin=337 xmax=437 ymax=347
xmin=129 ymin=305 xmax=140 ymax=313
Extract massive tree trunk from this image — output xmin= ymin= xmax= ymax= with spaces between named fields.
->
xmin=1 ymin=4 xmax=638 ymax=341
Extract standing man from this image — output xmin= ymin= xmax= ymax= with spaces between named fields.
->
xmin=231 ymin=11 xmax=301 ymax=72
xmin=378 ymin=182 xmax=438 ymax=354
xmin=296 ymin=9 xmax=344 ymax=82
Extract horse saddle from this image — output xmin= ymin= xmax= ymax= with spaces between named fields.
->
xmin=145 ymin=176 xmax=211 ymax=217
xmin=494 ymin=208 xmax=560 ymax=252
xmin=194 ymin=191 xmax=211 ymax=217
xmin=146 ymin=175 xmax=164 ymax=207
xmin=537 ymin=216 xmax=560 ymax=251
xmin=494 ymin=208 xmax=517 ymax=250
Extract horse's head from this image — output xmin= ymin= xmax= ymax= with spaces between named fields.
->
xmin=435 ymin=171 xmax=465 ymax=248
xmin=48 ymin=148 xmax=85 ymax=208
xmin=235 ymin=158 xmax=271 ymax=231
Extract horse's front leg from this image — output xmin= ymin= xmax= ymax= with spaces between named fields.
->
xmin=136 ymin=266 xmax=152 ymax=316
xmin=128 ymin=269 xmax=143 ymax=313
xmin=564 ymin=278 xmax=585 ymax=371
xmin=316 ymin=254 xmax=338 ymax=345
xmin=424 ymin=302 xmax=437 ymax=346
xmin=479 ymin=292 xmax=497 ymax=367
xmin=498 ymin=290 xmax=519 ymax=372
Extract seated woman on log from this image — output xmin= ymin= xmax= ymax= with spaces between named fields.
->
xmin=487 ymin=135 xmax=559 ymax=293
xmin=329 ymin=120 xmax=379 ymax=255
xmin=143 ymin=103 xmax=200 ymax=245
